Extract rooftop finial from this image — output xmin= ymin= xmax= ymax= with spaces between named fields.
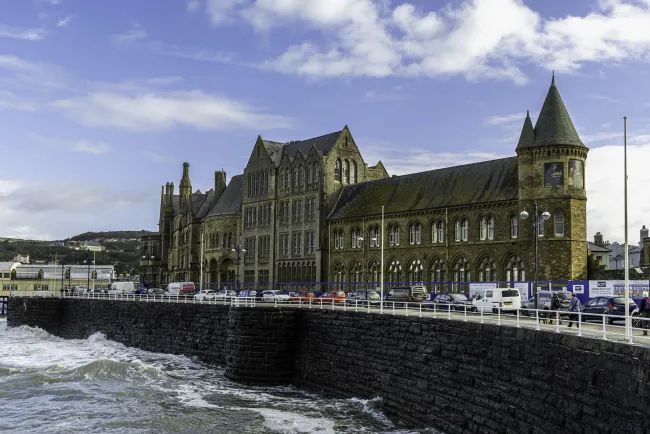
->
xmin=526 ymin=109 xmax=530 ymax=117
xmin=551 ymin=70 xmax=555 ymax=86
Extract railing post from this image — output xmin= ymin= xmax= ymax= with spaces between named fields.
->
xmin=516 ymin=308 xmax=520 ymax=328
xmin=405 ymin=302 xmax=409 ymax=316
xmin=480 ymin=308 xmax=484 ymax=324
xmin=555 ymin=310 xmax=560 ymax=333
xmin=392 ymin=302 xmax=395 ymax=315
xmin=577 ymin=312 xmax=582 ymax=337
xmin=463 ymin=305 xmax=467 ymax=322
xmin=535 ymin=309 xmax=540 ymax=330
xmin=331 ymin=300 xmax=335 ymax=310
xmin=355 ymin=300 xmax=358 ymax=312
xmin=419 ymin=303 xmax=423 ymax=318
xmin=497 ymin=307 xmax=501 ymax=326
xmin=447 ymin=304 xmax=451 ymax=320
xmin=602 ymin=315 xmax=608 ymax=340
xmin=433 ymin=303 xmax=437 ymax=319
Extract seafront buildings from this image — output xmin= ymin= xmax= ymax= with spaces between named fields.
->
xmin=140 ymin=77 xmax=589 ymax=291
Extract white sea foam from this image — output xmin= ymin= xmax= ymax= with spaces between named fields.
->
xmin=254 ymin=408 xmax=337 ymax=434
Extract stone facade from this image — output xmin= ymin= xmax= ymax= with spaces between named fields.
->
xmin=141 ymin=76 xmax=588 ymax=290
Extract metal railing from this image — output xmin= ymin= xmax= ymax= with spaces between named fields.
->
xmin=10 ymin=292 xmax=650 ymax=346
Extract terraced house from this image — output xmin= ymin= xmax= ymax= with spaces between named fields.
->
xmin=141 ymin=76 xmax=588 ymax=292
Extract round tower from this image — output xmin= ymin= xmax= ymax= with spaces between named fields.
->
xmin=515 ymin=74 xmax=588 ymax=280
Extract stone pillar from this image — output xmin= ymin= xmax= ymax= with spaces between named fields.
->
xmin=224 ymin=308 xmax=298 ymax=385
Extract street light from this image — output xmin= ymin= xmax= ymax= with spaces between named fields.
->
xmin=357 ymin=233 xmax=377 ymax=301
xmin=141 ymin=255 xmax=154 ymax=286
xmin=519 ymin=200 xmax=551 ymax=309
xmin=231 ymin=244 xmax=246 ymax=291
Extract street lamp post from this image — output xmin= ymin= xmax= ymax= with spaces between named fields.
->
xmin=519 ymin=200 xmax=551 ymax=309
xmin=85 ymin=258 xmax=90 ymax=289
xmin=141 ymin=255 xmax=154 ymax=286
xmin=357 ymin=232 xmax=378 ymax=301
xmin=231 ymin=244 xmax=246 ymax=292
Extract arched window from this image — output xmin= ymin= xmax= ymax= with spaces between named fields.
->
xmin=505 ymin=255 xmax=525 ymax=282
xmin=389 ymin=225 xmax=400 ymax=246
xmin=351 ymin=161 xmax=357 ymax=184
xmin=455 ymin=220 xmax=461 ymax=241
xmin=222 ymin=232 xmax=228 ymax=249
xmin=350 ymin=261 xmax=363 ymax=291
xmin=369 ymin=227 xmax=376 ymax=247
xmin=477 ymin=257 xmax=496 ymax=282
xmin=314 ymin=164 xmax=320 ymax=184
xmin=342 ymin=160 xmax=349 ymax=184
xmin=480 ymin=217 xmax=487 ymax=240
xmin=228 ymin=232 xmax=233 ymax=249
xmin=437 ymin=220 xmax=444 ymax=243
xmin=537 ymin=214 xmax=545 ymax=237
xmin=554 ymin=211 xmax=565 ymax=237
xmin=334 ymin=159 xmax=341 ymax=182
xmin=430 ymin=259 xmax=446 ymax=292
xmin=333 ymin=262 xmax=345 ymax=291
xmin=368 ymin=260 xmax=379 ymax=288
xmin=409 ymin=223 xmax=416 ymax=245
xmin=461 ymin=219 xmax=468 ymax=241
xmin=351 ymin=228 xmax=359 ymax=249
xmin=453 ymin=257 xmax=470 ymax=292
xmin=298 ymin=165 xmax=304 ymax=188
xmin=388 ymin=259 xmax=402 ymax=285
xmin=293 ymin=167 xmax=299 ymax=190
xmin=307 ymin=165 xmax=313 ymax=186
xmin=408 ymin=259 xmax=423 ymax=283
xmin=487 ymin=216 xmax=494 ymax=240
xmin=510 ymin=215 xmax=518 ymax=239
xmin=431 ymin=222 xmax=437 ymax=243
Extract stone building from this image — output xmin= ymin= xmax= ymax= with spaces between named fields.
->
xmin=141 ymin=76 xmax=588 ymax=291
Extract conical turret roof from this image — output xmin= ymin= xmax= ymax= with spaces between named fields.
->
xmin=531 ymin=74 xmax=585 ymax=149
xmin=515 ymin=110 xmax=535 ymax=151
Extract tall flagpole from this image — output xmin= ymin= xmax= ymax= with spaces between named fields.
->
xmin=380 ymin=205 xmax=385 ymax=314
xmin=199 ymin=231 xmax=204 ymax=291
xmin=624 ymin=117 xmax=631 ymax=342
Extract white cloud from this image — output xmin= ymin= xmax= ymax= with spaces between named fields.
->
xmin=364 ymin=85 xmax=405 ymax=101
xmin=485 ymin=113 xmax=527 ymax=126
xmin=0 ymin=179 xmax=156 ymax=240
xmin=0 ymin=25 xmax=46 ymax=40
xmin=51 ymin=87 xmax=293 ymax=132
xmin=143 ymin=151 xmax=173 ymax=163
xmin=199 ymin=0 xmax=650 ymax=83
xmin=114 ymin=25 xmax=147 ymax=44
xmin=57 ymin=15 xmax=74 ymax=27
xmin=187 ymin=0 xmax=201 ymax=13
xmin=0 ymin=90 xmax=37 ymax=111
xmin=73 ymin=140 xmax=109 ymax=154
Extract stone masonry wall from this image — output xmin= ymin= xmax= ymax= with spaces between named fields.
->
xmin=8 ymin=298 xmax=650 ymax=434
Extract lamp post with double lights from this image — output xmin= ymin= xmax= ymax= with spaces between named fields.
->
xmin=519 ymin=200 xmax=551 ymax=309
xmin=357 ymin=232 xmax=378 ymax=301
xmin=231 ymin=244 xmax=246 ymax=291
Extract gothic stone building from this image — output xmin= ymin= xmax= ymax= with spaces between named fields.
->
xmin=140 ymin=77 xmax=587 ymax=291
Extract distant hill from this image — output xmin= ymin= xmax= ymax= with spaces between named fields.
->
xmin=67 ymin=230 xmax=156 ymax=242
xmin=0 ymin=230 xmax=157 ymax=275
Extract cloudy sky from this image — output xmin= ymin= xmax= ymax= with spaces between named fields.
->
xmin=1 ymin=0 xmax=649 ymax=244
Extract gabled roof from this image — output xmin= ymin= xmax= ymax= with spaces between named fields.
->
xmin=532 ymin=75 xmax=585 ymax=149
xmin=328 ymin=157 xmax=519 ymax=220
xmin=283 ymin=130 xmax=341 ymax=159
xmin=262 ymin=140 xmax=285 ymax=166
xmin=207 ymin=175 xmax=243 ymax=217
xmin=195 ymin=189 xmax=215 ymax=219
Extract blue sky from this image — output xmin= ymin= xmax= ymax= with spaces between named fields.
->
xmin=1 ymin=0 xmax=649 ymax=244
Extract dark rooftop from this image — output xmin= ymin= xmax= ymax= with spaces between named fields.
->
xmin=328 ymin=157 xmax=519 ymax=220
xmin=207 ymin=175 xmax=243 ymax=217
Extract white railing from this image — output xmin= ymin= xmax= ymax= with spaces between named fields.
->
xmin=12 ymin=292 xmax=650 ymax=346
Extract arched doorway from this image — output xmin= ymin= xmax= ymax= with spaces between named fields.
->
xmin=220 ymin=258 xmax=235 ymax=289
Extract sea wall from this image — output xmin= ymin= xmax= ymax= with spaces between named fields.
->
xmin=8 ymin=298 xmax=650 ymax=434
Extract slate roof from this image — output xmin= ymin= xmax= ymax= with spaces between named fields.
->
xmin=328 ymin=157 xmax=519 ymax=220
xmin=194 ymin=189 xmax=215 ymax=219
xmin=516 ymin=111 xmax=535 ymax=151
xmin=518 ymin=75 xmax=585 ymax=150
xmin=262 ymin=140 xmax=285 ymax=166
xmin=262 ymin=130 xmax=342 ymax=166
xmin=207 ymin=175 xmax=243 ymax=217
xmin=587 ymin=242 xmax=611 ymax=253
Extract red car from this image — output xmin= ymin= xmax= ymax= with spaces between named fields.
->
xmin=318 ymin=291 xmax=347 ymax=304
xmin=290 ymin=292 xmax=317 ymax=303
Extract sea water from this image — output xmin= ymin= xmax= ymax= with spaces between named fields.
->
xmin=0 ymin=320 xmax=440 ymax=433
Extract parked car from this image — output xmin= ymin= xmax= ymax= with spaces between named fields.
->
xmin=290 ymin=292 xmax=317 ymax=303
xmin=384 ymin=286 xmax=428 ymax=307
xmin=318 ymin=291 xmax=347 ymax=304
xmin=194 ymin=290 xmax=218 ymax=301
xmin=345 ymin=290 xmax=380 ymax=304
xmin=472 ymin=288 xmax=522 ymax=313
xmin=581 ymin=296 xmax=639 ymax=324
xmin=520 ymin=291 xmax=573 ymax=317
xmin=214 ymin=289 xmax=238 ymax=299
xmin=430 ymin=293 xmax=473 ymax=311
xmin=147 ymin=288 xmax=165 ymax=295
xmin=261 ymin=290 xmax=290 ymax=303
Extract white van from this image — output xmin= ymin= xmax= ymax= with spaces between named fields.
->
xmin=108 ymin=281 xmax=136 ymax=295
xmin=166 ymin=282 xmax=195 ymax=296
xmin=472 ymin=288 xmax=522 ymax=313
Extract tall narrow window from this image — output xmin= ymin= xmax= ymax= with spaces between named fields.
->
xmin=487 ymin=216 xmax=494 ymax=240
xmin=307 ymin=165 xmax=313 ymax=186
xmin=554 ymin=211 xmax=565 ymax=236
xmin=351 ymin=161 xmax=357 ymax=184
xmin=431 ymin=222 xmax=437 ymax=243
xmin=510 ymin=216 xmax=518 ymax=239
xmin=461 ymin=219 xmax=468 ymax=242
xmin=351 ymin=230 xmax=357 ymax=249
xmin=480 ymin=217 xmax=487 ymax=240
xmin=375 ymin=226 xmax=381 ymax=247
xmin=455 ymin=220 xmax=461 ymax=241
xmin=437 ymin=221 xmax=444 ymax=243
xmin=342 ymin=160 xmax=349 ymax=184
xmin=537 ymin=216 xmax=545 ymax=237
xmin=409 ymin=224 xmax=416 ymax=245
xmin=334 ymin=159 xmax=341 ymax=182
